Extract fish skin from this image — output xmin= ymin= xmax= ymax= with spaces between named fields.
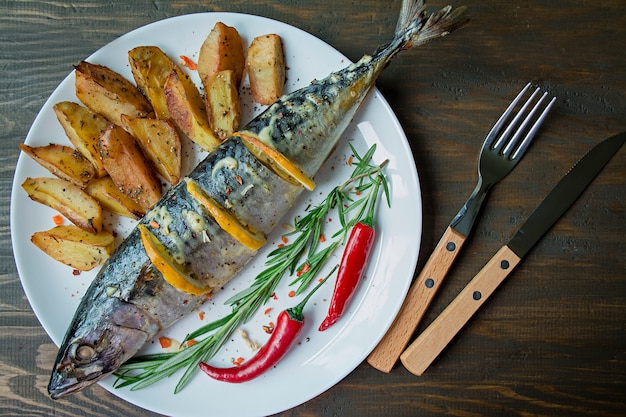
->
xmin=48 ymin=0 xmax=468 ymax=399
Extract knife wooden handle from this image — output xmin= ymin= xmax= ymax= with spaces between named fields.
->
xmin=400 ymin=245 xmax=521 ymax=376
xmin=367 ymin=226 xmax=467 ymax=373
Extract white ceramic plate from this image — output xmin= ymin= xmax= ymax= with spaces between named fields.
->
xmin=11 ymin=12 xmax=422 ymax=417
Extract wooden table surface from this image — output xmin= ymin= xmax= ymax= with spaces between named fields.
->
xmin=1 ymin=1 xmax=624 ymax=416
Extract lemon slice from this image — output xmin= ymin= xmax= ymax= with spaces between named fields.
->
xmin=186 ymin=179 xmax=266 ymax=251
xmin=234 ymin=132 xmax=315 ymax=191
xmin=138 ymin=224 xmax=211 ymax=296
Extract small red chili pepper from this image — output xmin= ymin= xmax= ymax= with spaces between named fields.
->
xmin=318 ymin=220 xmax=375 ymax=331
xmin=199 ymin=267 xmax=335 ymax=383
xmin=319 ymin=177 xmax=382 ymax=332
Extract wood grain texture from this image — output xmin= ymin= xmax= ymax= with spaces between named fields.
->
xmin=368 ymin=226 xmax=468 ymax=372
xmin=401 ymin=245 xmax=522 ymax=376
xmin=1 ymin=1 xmax=625 ymax=416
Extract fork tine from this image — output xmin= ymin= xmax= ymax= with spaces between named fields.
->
xmin=483 ymin=82 xmax=532 ymax=148
xmin=502 ymin=90 xmax=548 ymax=156
xmin=511 ymin=95 xmax=557 ymax=159
xmin=493 ymin=87 xmax=542 ymax=150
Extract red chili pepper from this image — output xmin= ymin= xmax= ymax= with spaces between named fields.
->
xmin=199 ymin=267 xmax=335 ymax=383
xmin=199 ymin=308 xmax=303 ymax=383
xmin=318 ymin=219 xmax=375 ymax=331
xmin=318 ymin=173 xmax=383 ymax=331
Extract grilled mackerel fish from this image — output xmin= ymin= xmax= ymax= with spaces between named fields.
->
xmin=48 ymin=0 xmax=468 ymax=398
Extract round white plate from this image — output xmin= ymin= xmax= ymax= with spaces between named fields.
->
xmin=11 ymin=12 xmax=422 ymax=417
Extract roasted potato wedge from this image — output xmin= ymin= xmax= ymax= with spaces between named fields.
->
xmin=197 ymin=22 xmax=245 ymax=88
xmin=85 ymin=176 xmax=146 ymax=219
xmin=164 ymin=69 xmax=221 ymax=152
xmin=31 ymin=225 xmax=115 ymax=271
xmin=128 ymin=46 xmax=179 ymax=120
xmin=99 ymin=124 xmax=162 ymax=210
xmin=75 ymin=60 xmax=153 ymax=129
xmin=246 ymin=34 xmax=286 ymax=105
xmin=205 ymin=70 xmax=241 ymax=140
xmin=19 ymin=143 xmax=95 ymax=187
xmin=53 ymin=101 xmax=108 ymax=177
xmin=122 ymin=115 xmax=182 ymax=185
xmin=22 ymin=177 xmax=103 ymax=233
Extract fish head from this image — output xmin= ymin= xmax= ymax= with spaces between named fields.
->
xmin=48 ymin=296 xmax=159 ymax=399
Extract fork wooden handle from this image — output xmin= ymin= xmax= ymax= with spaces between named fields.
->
xmin=367 ymin=226 xmax=467 ymax=372
xmin=400 ymin=245 xmax=521 ymax=376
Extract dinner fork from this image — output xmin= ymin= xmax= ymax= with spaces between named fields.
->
xmin=367 ymin=83 xmax=556 ymax=373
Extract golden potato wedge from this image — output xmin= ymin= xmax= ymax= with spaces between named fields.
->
xmin=128 ymin=46 xmax=179 ymax=120
xmin=31 ymin=225 xmax=115 ymax=271
xmin=85 ymin=176 xmax=146 ymax=219
xmin=197 ymin=22 xmax=245 ymax=88
xmin=164 ymin=69 xmax=221 ymax=152
xmin=246 ymin=34 xmax=286 ymax=105
xmin=19 ymin=143 xmax=95 ymax=187
xmin=122 ymin=115 xmax=182 ymax=185
xmin=99 ymin=124 xmax=162 ymax=210
xmin=75 ymin=60 xmax=153 ymax=129
xmin=205 ymin=69 xmax=241 ymax=140
xmin=53 ymin=101 xmax=108 ymax=178
xmin=22 ymin=177 xmax=103 ymax=233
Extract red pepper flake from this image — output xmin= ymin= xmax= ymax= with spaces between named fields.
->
xmin=231 ymin=357 xmax=245 ymax=366
xmin=179 ymin=55 xmax=197 ymax=70
xmin=277 ymin=243 xmax=285 ymax=249
xmin=347 ymin=155 xmax=353 ymax=166
xmin=297 ymin=263 xmax=311 ymax=277
xmin=288 ymin=290 xmax=296 ymax=298
xmin=235 ymin=174 xmax=243 ymax=185
xmin=281 ymin=236 xmax=289 ymax=244
xmin=225 ymin=187 xmax=231 ymax=195
xmin=72 ymin=269 xmax=81 ymax=276
xmin=264 ymin=307 xmax=273 ymax=316
xmin=185 ymin=339 xmax=198 ymax=347
xmin=52 ymin=214 xmax=64 ymax=226
xmin=149 ymin=220 xmax=160 ymax=229
xmin=319 ymin=234 xmax=326 ymax=243
xmin=159 ymin=337 xmax=172 ymax=349
xmin=198 ymin=311 xmax=205 ymax=320
xmin=271 ymin=293 xmax=278 ymax=300
xmin=263 ymin=322 xmax=275 ymax=334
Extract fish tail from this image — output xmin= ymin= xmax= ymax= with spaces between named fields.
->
xmin=395 ymin=0 xmax=469 ymax=50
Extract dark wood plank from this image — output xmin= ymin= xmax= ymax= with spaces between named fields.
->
xmin=1 ymin=1 xmax=624 ymax=416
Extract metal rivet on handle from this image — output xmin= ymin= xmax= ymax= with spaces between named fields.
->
xmin=446 ymin=242 xmax=456 ymax=252
xmin=425 ymin=278 xmax=435 ymax=288
xmin=472 ymin=291 xmax=482 ymax=301
xmin=500 ymin=260 xmax=510 ymax=269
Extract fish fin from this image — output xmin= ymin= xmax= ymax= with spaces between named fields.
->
xmin=396 ymin=0 xmax=469 ymax=49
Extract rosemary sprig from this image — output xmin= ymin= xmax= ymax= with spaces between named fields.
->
xmin=114 ymin=143 xmax=389 ymax=393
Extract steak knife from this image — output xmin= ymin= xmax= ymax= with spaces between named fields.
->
xmin=400 ymin=132 xmax=626 ymax=376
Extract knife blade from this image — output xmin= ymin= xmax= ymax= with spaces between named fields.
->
xmin=399 ymin=132 xmax=626 ymax=376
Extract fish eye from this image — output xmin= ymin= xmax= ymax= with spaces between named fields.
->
xmin=71 ymin=344 xmax=96 ymax=363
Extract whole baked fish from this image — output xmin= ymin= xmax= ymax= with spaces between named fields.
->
xmin=48 ymin=0 xmax=468 ymax=398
